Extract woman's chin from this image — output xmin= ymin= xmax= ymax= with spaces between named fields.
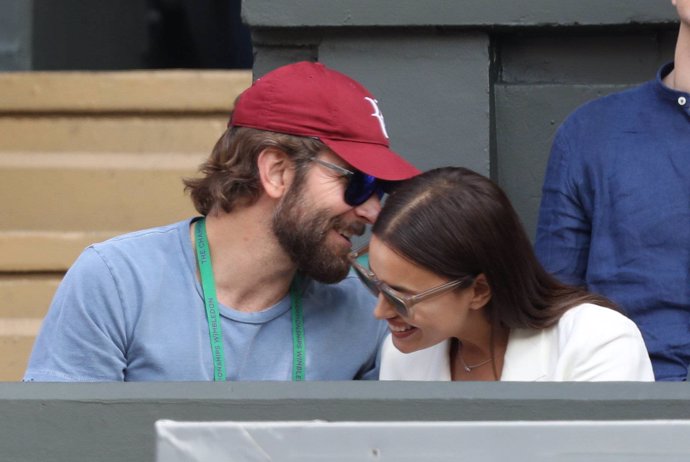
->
xmin=391 ymin=330 xmax=449 ymax=355
xmin=391 ymin=328 xmax=423 ymax=354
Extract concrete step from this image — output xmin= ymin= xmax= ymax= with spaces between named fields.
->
xmin=0 ymin=151 xmax=203 ymax=235
xmin=0 ymin=277 xmax=58 ymax=381
xmin=0 ymin=70 xmax=252 ymax=153
xmin=0 ymin=70 xmax=252 ymax=380
xmin=0 ymin=70 xmax=251 ymax=113
xmin=0 ymin=116 xmax=228 ymax=153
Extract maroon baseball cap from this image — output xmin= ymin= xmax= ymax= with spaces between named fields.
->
xmin=230 ymin=61 xmax=420 ymax=181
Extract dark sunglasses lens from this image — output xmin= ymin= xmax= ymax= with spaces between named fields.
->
xmin=344 ymin=172 xmax=381 ymax=206
xmin=382 ymin=290 xmax=409 ymax=317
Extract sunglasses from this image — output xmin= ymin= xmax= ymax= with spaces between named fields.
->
xmin=311 ymin=158 xmax=388 ymax=206
xmin=348 ymin=245 xmax=476 ymax=318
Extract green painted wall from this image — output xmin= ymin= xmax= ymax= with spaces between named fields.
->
xmin=242 ymin=0 xmax=677 ymax=27
xmin=494 ymin=30 xmax=676 ymax=235
xmin=243 ymin=0 xmax=679 ymax=238
xmin=0 ymin=0 xmax=32 ymax=70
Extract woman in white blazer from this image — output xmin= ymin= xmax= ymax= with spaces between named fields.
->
xmin=349 ymin=167 xmax=654 ymax=381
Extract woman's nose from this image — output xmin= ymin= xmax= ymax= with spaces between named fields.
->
xmin=373 ymin=293 xmax=395 ymax=320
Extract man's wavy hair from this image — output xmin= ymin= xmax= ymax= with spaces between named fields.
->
xmin=184 ymin=126 xmax=328 ymax=215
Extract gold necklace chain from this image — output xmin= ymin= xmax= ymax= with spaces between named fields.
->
xmin=457 ymin=341 xmax=493 ymax=372
xmin=458 ymin=355 xmax=493 ymax=372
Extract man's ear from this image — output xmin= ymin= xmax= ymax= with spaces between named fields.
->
xmin=468 ymin=273 xmax=492 ymax=310
xmin=257 ymin=148 xmax=294 ymax=199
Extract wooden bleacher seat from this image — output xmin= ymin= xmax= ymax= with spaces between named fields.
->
xmin=0 ymin=70 xmax=252 ymax=381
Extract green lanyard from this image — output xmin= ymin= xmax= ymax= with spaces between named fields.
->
xmin=194 ymin=218 xmax=306 ymax=381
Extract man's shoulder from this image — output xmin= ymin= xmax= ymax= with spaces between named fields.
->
xmin=60 ymin=219 xmax=194 ymax=288
xmin=96 ymin=219 xmax=190 ymax=246
xmin=64 ymin=219 xmax=194 ymax=282
xmin=90 ymin=219 xmax=192 ymax=258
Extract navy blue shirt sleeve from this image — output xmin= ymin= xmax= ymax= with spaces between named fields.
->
xmin=535 ymin=123 xmax=591 ymax=287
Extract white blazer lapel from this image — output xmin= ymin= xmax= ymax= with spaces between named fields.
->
xmin=500 ymin=327 xmax=554 ymax=381
xmin=379 ymin=336 xmax=452 ymax=381
xmin=413 ymin=339 xmax=452 ymax=381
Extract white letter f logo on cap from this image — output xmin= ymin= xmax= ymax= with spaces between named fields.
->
xmin=364 ymin=97 xmax=389 ymax=139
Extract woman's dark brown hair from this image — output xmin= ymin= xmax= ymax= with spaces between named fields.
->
xmin=373 ymin=166 xmax=616 ymax=329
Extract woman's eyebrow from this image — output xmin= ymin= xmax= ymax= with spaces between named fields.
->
xmin=368 ymin=262 xmax=414 ymax=294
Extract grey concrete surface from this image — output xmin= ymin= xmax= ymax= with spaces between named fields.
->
xmin=0 ymin=0 xmax=31 ymax=70
xmin=242 ymin=0 xmax=677 ymax=27
xmin=245 ymin=0 xmax=679 ymax=239
xmin=2 ymin=382 xmax=690 ymax=462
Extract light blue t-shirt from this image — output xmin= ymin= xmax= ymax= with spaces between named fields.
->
xmin=24 ymin=219 xmax=387 ymax=382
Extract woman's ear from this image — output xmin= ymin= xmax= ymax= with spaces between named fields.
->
xmin=468 ymin=273 xmax=492 ymax=310
xmin=257 ymin=148 xmax=294 ymax=199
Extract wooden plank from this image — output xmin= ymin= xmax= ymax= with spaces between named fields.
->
xmin=0 ymin=151 xmax=208 ymax=174
xmin=0 ymin=70 xmax=253 ymax=380
xmin=0 ymin=278 xmax=59 ymax=381
xmin=0 ymin=153 xmax=202 ymax=231
xmin=0 ymin=116 xmax=228 ymax=152
xmin=0 ymin=336 xmax=34 ymax=381
xmin=0 ymin=276 xmax=61 ymax=318
xmin=0 ymin=231 xmax=120 ymax=271
xmin=0 ymin=152 xmax=201 ymax=269
xmin=0 ymin=70 xmax=252 ymax=113
xmin=0 ymin=319 xmax=42 ymax=337
xmin=0 ymin=151 xmax=206 ymax=170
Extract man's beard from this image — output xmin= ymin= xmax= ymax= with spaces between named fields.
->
xmin=272 ymin=178 xmax=364 ymax=284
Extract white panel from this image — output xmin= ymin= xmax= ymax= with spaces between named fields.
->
xmin=156 ymin=420 xmax=690 ymax=462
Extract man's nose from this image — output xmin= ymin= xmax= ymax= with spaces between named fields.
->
xmin=354 ymin=194 xmax=382 ymax=224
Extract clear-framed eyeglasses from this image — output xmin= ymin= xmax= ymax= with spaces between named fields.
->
xmin=348 ymin=244 xmax=475 ymax=318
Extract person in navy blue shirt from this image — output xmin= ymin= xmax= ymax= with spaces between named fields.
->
xmin=535 ymin=0 xmax=690 ymax=381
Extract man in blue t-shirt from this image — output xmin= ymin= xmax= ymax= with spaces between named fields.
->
xmin=24 ymin=62 xmax=419 ymax=382
xmin=535 ymin=1 xmax=690 ymax=381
